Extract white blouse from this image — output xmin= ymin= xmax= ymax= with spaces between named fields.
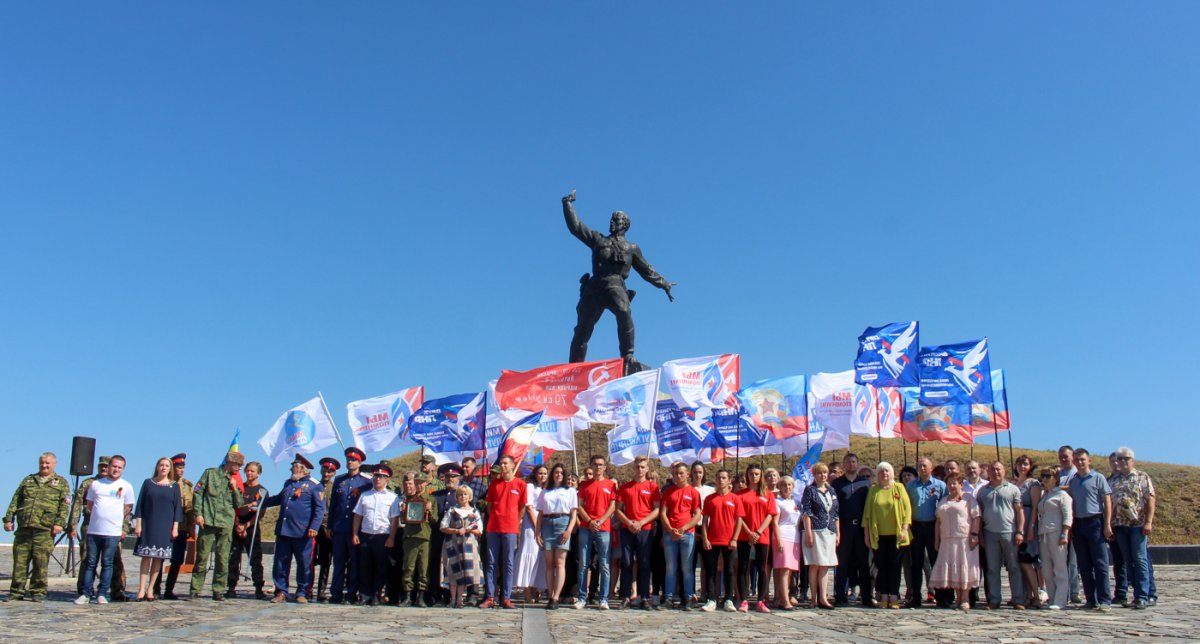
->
xmin=537 ymin=487 xmax=579 ymax=515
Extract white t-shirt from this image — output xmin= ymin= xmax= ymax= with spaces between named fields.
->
xmin=537 ymin=487 xmax=578 ymax=515
xmin=86 ymin=477 xmax=136 ymax=537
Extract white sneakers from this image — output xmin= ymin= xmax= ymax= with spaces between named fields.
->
xmin=598 ymin=600 xmax=610 ymax=610
xmin=701 ymin=600 xmax=717 ymax=612
xmin=96 ymin=596 xmax=109 ymax=605
xmin=722 ymin=599 xmax=736 ymax=612
xmin=74 ymin=595 xmax=89 ymax=605
xmin=574 ymin=598 xmax=586 ymax=610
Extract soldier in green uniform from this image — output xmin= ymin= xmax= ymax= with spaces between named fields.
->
xmin=3 ymin=452 xmax=70 ymax=602
xmin=68 ymin=456 xmax=109 ymax=596
xmin=189 ymin=451 xmax=245 ymax=600
xmin=397 ymin=471 xmax=440 ymax=607
xmin=420 ymin=455 xmax=445 ymax=493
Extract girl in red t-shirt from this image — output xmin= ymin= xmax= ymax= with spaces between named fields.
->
xmin=736 ymin=464 xmax=778 ymax=613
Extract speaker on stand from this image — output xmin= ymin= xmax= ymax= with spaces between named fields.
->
xmin=63 ymin=436 xmax=97 ymax=576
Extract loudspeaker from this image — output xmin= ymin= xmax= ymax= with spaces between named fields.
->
xmin=70 ymin=436 xmax=96 ymax=477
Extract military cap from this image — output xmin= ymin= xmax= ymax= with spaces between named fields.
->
xmin=170 ymin=453 xmax=187 ymax=465
xmin=344 ymin=447 xmax=367 ymax=463
xmin=292 ymin=454 xmax=314 ymax=470
xmin=226 ymin=451 xmax=246 ymax=466
xmin=374 ymin=463 xmax=394 ymax=478
xmin=437 ymin=463 xmax=464 ymax=477
xmin=415 ymin=472 xmax=429 ymax=483
xmin=319 ymin=457 xmax=341 ymax=470
xmin=489 ymin=464 xmax=503 ymax=476
xmin=98 ymin=455 xmax=111 ymax=466
xmin=419 ymin=454 xmax=436 ymax=465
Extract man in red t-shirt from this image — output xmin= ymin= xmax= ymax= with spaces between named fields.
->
xmin=481 ymin=455 xmax=526 ymax=609
xmin=661 ymin=461 xmax=703 ymax=610
xmin=701 ymin=469 xmax=743 ymax=611
xmin=616 ymin=457 xmax=661 ymax=609
xmin=574 ymin=455 xmax=617 ymax=610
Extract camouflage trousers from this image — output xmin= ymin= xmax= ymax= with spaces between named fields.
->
xmin=10 ymin=527 xmax=53 ymax=599
xmin=191 ymin=526 xmax=232 ymax=595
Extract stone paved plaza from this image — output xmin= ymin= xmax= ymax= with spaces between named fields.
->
xmin=3 ymin=547 xmax=1199 ymax=642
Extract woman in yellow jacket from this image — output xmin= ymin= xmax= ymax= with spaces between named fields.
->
xmin=862 ymin=462 xmax=912 ymax=609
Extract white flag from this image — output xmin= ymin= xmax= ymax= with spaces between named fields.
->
xmin=258 ymin=396 xmax=342 ymax=464
xmin=849 ymin=385 xmax=900 ymax=439
xmin=661 ymin=354 xmax=740 ymax=409
xmin=608 ymin=420 xmax=658 ymax=466
xmin=347 ymin=386 xmax=425 ymax=455
xmin=807 ymin=371 xmax=854 ymax=450
xmin=574 ymin=369 xmax=661 ymax=431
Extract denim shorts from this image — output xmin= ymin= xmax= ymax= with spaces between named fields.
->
xmin=540 ymin=514 xmax=571 ymax=551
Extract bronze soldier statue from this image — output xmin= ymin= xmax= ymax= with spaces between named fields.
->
xmin=562 ymin=190 xmax=676 ymax=375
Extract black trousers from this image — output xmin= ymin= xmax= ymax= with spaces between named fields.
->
xmin=737 ymin=541 xmax=769 ymax=603
xmin=357 ymin=533 xmax=390 ymax=600
xmin=874 ymin=535 xmax=902 ymax=596
xmin=228 ymin=533 xmax=264 ymax=591
xmin=153 ymin=532 xmax=191 ymax=596
xmin=619 ymin=528 xmax=653 ymax=600
xmin=909 ymin=521 xmax=938 ymax=600
xmin=835 ymin=524 xmax=872 ymax=602
xmin=385 ymin=540 xmax=405 ymax=603
xmin=703 ymin=546 xmax=737 ymax=602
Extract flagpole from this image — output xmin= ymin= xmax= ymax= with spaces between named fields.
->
xmin=902 ymin=440 xmax=908 ymax=468
xmin=874 ymin=385 xmax=883 ymax=464
xmin=915 ymin=439 xmax=920 ymax=468
xmin=992 ymin=407 xmax=1001 ymax=465
xmin=317 ymin=391 xmax=347 ymax=452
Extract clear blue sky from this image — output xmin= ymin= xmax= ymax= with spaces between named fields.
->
xmin=3 ymin=3 xmax=1197 ymax=535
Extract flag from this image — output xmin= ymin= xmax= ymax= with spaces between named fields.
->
xmin=919 ymin=338 xmax=994 ymax=406
xmin=486 ymin=379 xmax=580 ymax=451
xmin=855 ymin=321 xmax=920 ymax=387
xmin=501 ymin=411 xmax=544 ymax=466
xmin=258 ymin=396 xmax=342 ymax=464
xmin=653 ymin=399 xmax=707 ymax=466
xmin=791 ymin=434 xmax=826 ymax=503
xmin=900 ymin=387 xmax=973 ymax=444
xmin=808 ymin=370 xmax=855 ymax=440
xmin=661 ymin=354 xmax=740 ymax=409
xmin=225 ymin=429 xmax=245 ymax=492
xmin=708 ymin=405 xmax=770 ymax=459
xmin=517 ymin=446 xmax=555 ymax=477
xmin=495 ymin=358 xmax=624 ymax=418
xmin=850 ymin=385 xmax=900 ymax=439
xmin=971 ymin=369 xmax=1011 ymax=435
xmin=408 ymin=392 xmax=487 ymax=465
xmin=574 ymin=369 xmax=660 ymax=432
xmin=346 ymin=386 xmax=425 ymax=454
xmin=608 ymin=420 xmax=656 ymax=466
xmin=736 ymin=375 xmax=808 ymax=440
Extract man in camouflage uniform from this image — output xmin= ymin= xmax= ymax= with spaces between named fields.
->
xmin=397 ymin=471 xmax=440 ymax=607
xmin=190 ymin=451 xmax=245 ymax=600
xmin=68 ymin=456 xmax=109 ymax=596
xmin=3 ymin=452 xmax=70 ymax=602
xmin=153 ymin=453 xmax=195 ymax=599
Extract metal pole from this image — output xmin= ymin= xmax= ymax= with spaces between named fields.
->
xmin=992 ymin=409 xmax=1001 ymax=465
xmin=317 ymin=391 xmax=348 ymax=452
xmin=874 ymin=387 xmax=884 ymax=464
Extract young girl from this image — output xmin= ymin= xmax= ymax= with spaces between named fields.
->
xmin=440 ymin=486 xmax=483 ymax=608
xmin=930 ymin=474 xmax=981 ymax=610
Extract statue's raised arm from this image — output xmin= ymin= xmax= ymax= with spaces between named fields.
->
xmin=562 ymin=189 xmax=602 ymax=248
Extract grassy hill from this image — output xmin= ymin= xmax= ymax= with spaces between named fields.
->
xmin=262 ymin=430 xmax=1199 ymax=545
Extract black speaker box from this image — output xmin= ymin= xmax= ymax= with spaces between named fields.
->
xmin=70 ymin=436 xmax=96 ymax=476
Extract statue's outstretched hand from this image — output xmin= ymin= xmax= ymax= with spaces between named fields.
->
xmin=562 ymin=189 xmax=577 ymax=204
xmin=665 ymin=282 xmax=677 ymax=302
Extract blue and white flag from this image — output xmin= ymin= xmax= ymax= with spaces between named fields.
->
xmin=408 ymin=392 xmax=487 ymax=465
xmin=855 ymin=321 xmax=919 ymax=387
xmin=919 ymin=338 xmax=994 ymax=406
xmin=608 ymin=419 xmax=657 ymax=466
xmin=791 ymin=434 xmax=826 ymax=503
xmin=654 ymin=399 xmax=704 ymax=466
xmin=258 ymin=396 xmax=342 ymax=464
xmin=346 ymin=387 xmax=425 ymax=454
xmin=661 ymin=354 xmax=740 ymax=409
xmin=575 ymin=369 xmax=660 ymax=432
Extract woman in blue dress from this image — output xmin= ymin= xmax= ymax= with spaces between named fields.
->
xmin=132 ymin=457 xmax=182 ymax=601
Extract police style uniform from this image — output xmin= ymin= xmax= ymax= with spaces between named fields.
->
xmin=262 ymin=456 xmax=326 ymax=601
xmin=328 ymin=448 xmax=371 ymax=603
xmin=5 ymin=469 xmax=70 ymax=601
xmin=190 ymin=454 xmax=245 ymax=598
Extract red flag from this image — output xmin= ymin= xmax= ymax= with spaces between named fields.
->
xmin=901 ymin=405 xmax=973 ymax=445
xmin=495 ymin=358 xmax=623 ymax=418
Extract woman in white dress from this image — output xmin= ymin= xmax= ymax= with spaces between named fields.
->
xmin=800 ymin=462 xmax=840 ymax=609
xmin=772 ymin=476 xmax=802 ymax=610
xmin=515 ymin=465 xmax=548 ymax=602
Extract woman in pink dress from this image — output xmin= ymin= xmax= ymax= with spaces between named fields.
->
xmin=931 ymin=473 xmax=981 ymax=610
xmin=771 ymin=476 xmax=802 ymax=610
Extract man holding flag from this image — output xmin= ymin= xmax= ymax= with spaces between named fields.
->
xmin=189 ymin=451 xmax=245 ymax=601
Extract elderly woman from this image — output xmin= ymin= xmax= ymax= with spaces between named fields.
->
xmin=862 ymin=462 xmax=912 ymax=609
xmin=1037 ymin=466 xmax=1072 ymax=609
xmin=801 ymin=463 xmax=839 ymax=609
xmin=772 ymin=475 xmax=802 ymax=610
xmin=930 ymin=473 xmax=980 ymax=610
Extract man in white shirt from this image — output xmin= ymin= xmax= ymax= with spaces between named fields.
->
xmin=76 ymin=455 xmax=135 ymax=605
xmin=352 ymin=463 xmax=400 ymax=606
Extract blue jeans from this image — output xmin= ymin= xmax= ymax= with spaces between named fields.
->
xmin=81 ymin=535 xmax=120 ymax=599
xmin=663 ymin=532 xmax=696 ymax=601
xmin=1112 ymin=526 xmax=1151 ymax=602
xmin=1071 ymin=516 xmax=1111 ymax=607
xmin=485 ymin=532 xmax=517 ymax=600
xmin=576 ymin=529 xmax=611 ymax=602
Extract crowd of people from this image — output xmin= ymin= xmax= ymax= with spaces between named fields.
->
xmin=3 ymin=443 xmax=1160 ymax=616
